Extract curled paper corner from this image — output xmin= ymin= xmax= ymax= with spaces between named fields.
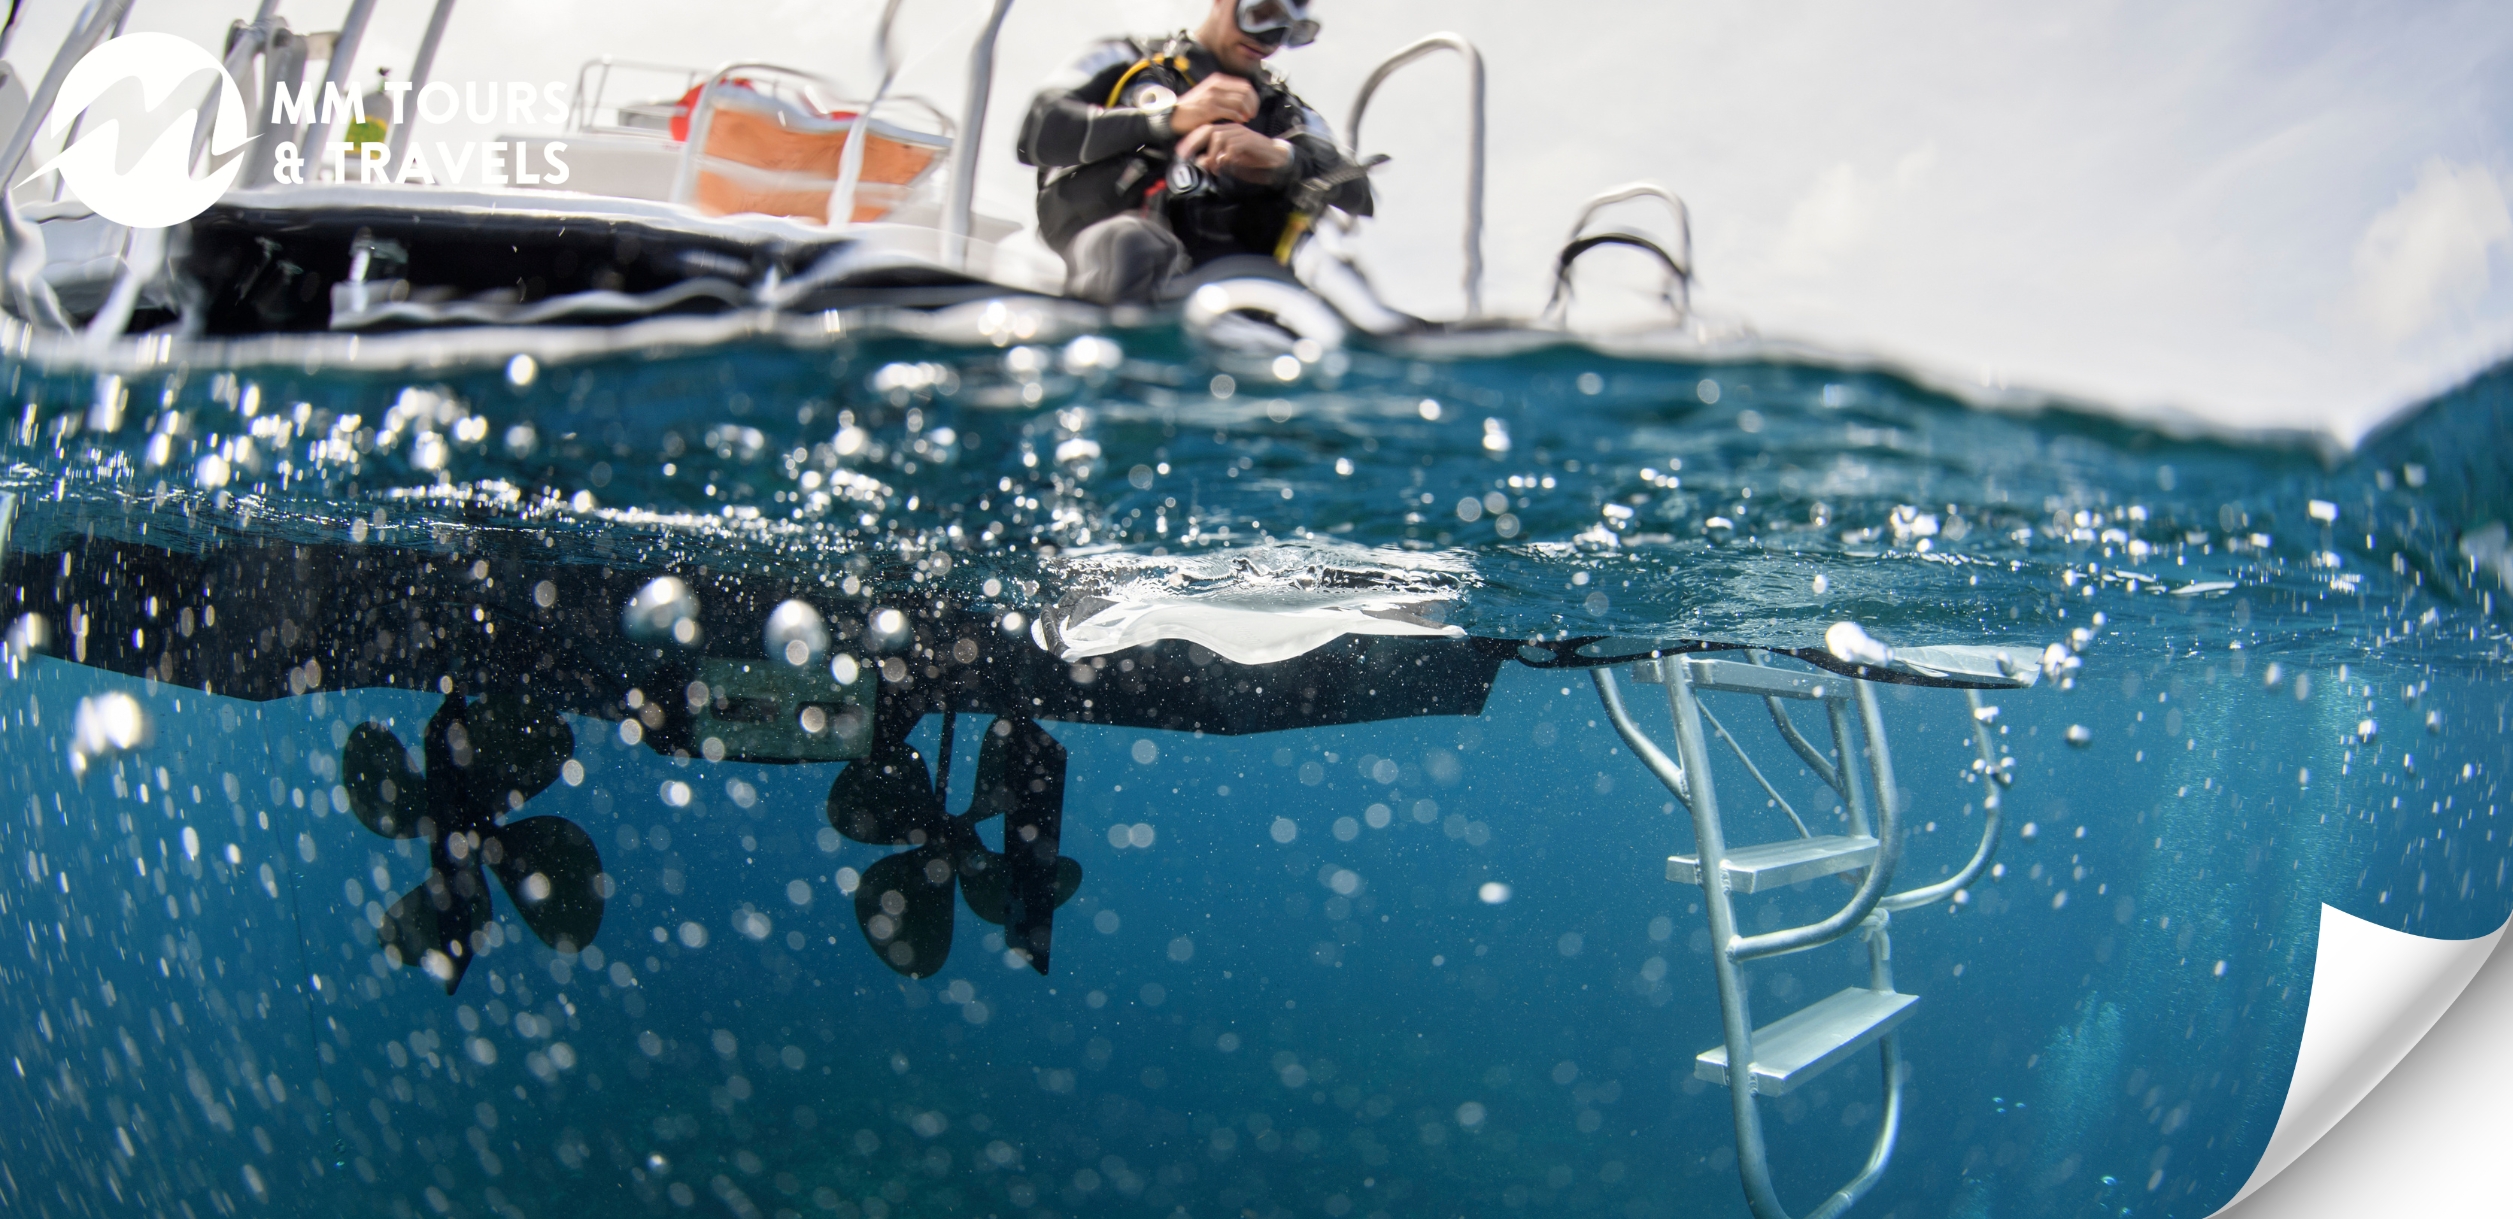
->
xmin=2212 ymin=903 xmax=2508 ymax=1215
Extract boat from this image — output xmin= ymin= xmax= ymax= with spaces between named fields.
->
xmin=2 ymin=0 xmax=1705 ymax=369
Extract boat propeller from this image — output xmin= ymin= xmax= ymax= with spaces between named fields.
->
xmin=339 ymin=694 xmax=605 ymax=994
xmin=829 ymin=715 xmax=1078 ymax=979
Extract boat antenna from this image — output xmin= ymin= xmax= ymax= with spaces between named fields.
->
xmin=873 ymin=0 xmax=905 ymax=88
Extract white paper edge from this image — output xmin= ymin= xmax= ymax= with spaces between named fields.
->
xmin=2211 ymin=903 xmax=2509 ymax=1214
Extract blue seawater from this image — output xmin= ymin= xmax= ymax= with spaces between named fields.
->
xmin=1 ymin=318 xmax=2507 ymax=1219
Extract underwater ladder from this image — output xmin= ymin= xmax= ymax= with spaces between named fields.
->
xmin=1593 ymin=650 xmax=2017 ymax=1219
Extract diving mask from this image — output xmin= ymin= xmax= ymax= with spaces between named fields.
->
xmin=1236 ymin=0 xmax=1320 ymax=49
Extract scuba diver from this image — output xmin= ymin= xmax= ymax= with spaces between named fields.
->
xmin=1015 ymin=0 xmax=1374 ymax=305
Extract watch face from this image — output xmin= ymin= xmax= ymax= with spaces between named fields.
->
xmin=1130 ymin=83 xmax=1178 ymax=112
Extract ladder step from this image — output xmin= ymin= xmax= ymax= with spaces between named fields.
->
xmin=1696 ymin=987 xmax=1920 ymax=1095
xmin=1632 ymin=656 xmax=1842 ymax=700
xmin=1666 ymin=835 xmax=1878 ymax=893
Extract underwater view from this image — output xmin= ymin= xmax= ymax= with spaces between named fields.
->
xmin=1 ymin=313 xmax=2507 ymax=1219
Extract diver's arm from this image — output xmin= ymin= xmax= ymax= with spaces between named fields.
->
xmin=1282 ymin=102 xmax=1374 ymax=217
xmin=1283 ymin=137 xmax=1375 ymax=218
xmin=1016 ymin=93 xmax=1173 ymax=168
xmin=1014 ymin=41 xmax=1172 ymax=169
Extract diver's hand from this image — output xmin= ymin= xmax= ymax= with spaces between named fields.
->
xmin=1188 ymin=122 xmax=1292 ymax=183
xmin=1169 ymin=74 xmax=1258 ymax=134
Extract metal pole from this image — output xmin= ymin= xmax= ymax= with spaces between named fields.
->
xmin=1346 ymin=33 xmax=1484 ymax=319
xmin=830 ymin=0 xmax=907 ymax=228
xmin=1825 ymin=697 xmax=1871 ymax=837
xmin=293 ymin=0 xmax=379 ymax=182
xmin=385 ymin=0 xmax=458 ymax=172
xmin=1728 ymin=686 xmax=1902 ymax=963
xmin=0 ymin=0 xmax=138 ymax=184
xmin=939 ymin=0 xmax=1013 ymax=269
xmin=1593 ymin=667 xmax=1688 ymax=806
xmin=1661 ymin=663 xmax=1793 ymax=1219
xmin=1881 ymin=690 xmax=2007 ymax=911
xmin=193 ymin=12 xmax=283 ymax=173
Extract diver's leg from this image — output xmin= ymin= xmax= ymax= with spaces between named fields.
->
xmin=1063 ymin=213 xmax=1187 ymax=305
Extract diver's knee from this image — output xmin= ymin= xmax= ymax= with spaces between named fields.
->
xmin=1065 ymin=215 xmax=1184 ymax=306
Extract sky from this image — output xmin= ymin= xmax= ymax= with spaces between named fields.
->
xmin=8 ymin=0 xmax=2511 ymax=443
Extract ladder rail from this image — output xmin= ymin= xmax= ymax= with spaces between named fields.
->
xmin=1825 ymin=696 xmax=1874 ymax=839
xmin=1880 ymin=690 xmax=2008 ymax=912
xmin=1344 ymin=32 xmax=1486 ymax=319
xmin=1765 ymin=696 xmax=1841 ymax=792
xmin=1593 ymin=667 xmax=1689 ymax=806
xmin=1667 ymin=661 xmax=1904 ymax=1219
xmin=1745 ymin=647 xmax=1843 ymax=792
xmin=1812 ymin=914 xmax=1909 ymax=1219
xmin=1727 ymin=680 xmax=1901 ymax=963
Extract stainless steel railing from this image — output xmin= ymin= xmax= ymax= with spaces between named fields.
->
xmin=1543 ymin=181 xmax=1694 ymax=326
xmin=291 ymin=0 xmax=378 ymax=170
xmin=939 ymin=0 xmax=1015 ymax=270
xmin=383 ymin=0 xmax=459 ymax=172
xmin=1345 ymin=33 xmax=1485 ymax=319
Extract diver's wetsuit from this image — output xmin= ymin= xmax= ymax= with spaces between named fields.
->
xmin=1015 ymin=33 xmax=1373 ymax=304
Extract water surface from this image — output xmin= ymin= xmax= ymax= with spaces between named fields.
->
xmin=2 ymin=321 xmax=2507 ymax=1219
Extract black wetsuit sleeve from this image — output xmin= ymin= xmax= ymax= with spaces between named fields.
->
xmin=1279 ymin=96 xmax=1374 ymax=218
xmin=1016 ymin=40 xmax=1172 ymax=169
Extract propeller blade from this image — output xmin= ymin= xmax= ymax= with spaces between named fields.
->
xmin=961 ymin=850 xmax=1080 ymax=927
xmin=827 ymin=738 xmax=944 ymax=846
xmin=958 ymin=847 xmax=1008 ymax=925
xmin=976 ymin=717 xmax=1068 ymax=974
xmin=378 ymin=864 xmax=494 ymax=994
xmin=340 ymin=723 xmax=424 ymax=839
xmin=853 ymin=845 xmax=957 ymax=978
xmin=448 ymin=694 xmax=576 ymax=816
xmin=487 ymin=816 xmax=606 ymax=953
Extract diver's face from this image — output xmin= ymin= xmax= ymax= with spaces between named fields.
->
xmin=1201 ymin=0 xmax=1282 ymax=76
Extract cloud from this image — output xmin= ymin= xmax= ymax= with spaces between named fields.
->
xmin=2349 ymin=158 xmax=2512 ymax=345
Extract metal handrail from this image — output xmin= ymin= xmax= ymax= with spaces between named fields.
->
xmin=0 ymin=0 xmax=136 ymax=185
xmin=1593 ymin=667 xmax=1689 ymax=806
xmin=1824 ymin=696 xmax=1874 ymax=838
xmin=294 ymin=0 xmax=379 ymax=179
xmin=1728 ymin=680 xmax=1901 ymax=962
xmin=827 ymin=0 xmax=907 ymax=230
xmin=939 ymin=0 xmax=1015 ymax=270
xmin=191 ymin=15 xmax=279 ymax=172
xmin=566 ymin=58 xmax=708 ymax=133
xmin=1880 ymin=690 xmax=2007 ymax=912
xmin=1543 ymin=181 xmax=1694 ymax=325
xmin=1346 ymin=33 xmax=1485 ymax=319
xmin=383 ymin=0 xmax=458 ymax=172
xmin=0 ymin=0 xmax=135 ymax=331
xmin=1763 ymin=697 xmax=1841 ymax=792
xmin=1564 ymin=182 xmax=1692 ymax=281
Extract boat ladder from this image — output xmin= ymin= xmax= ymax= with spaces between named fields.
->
xmin=1594 ymin=649 xmax=2012 ymax=1219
